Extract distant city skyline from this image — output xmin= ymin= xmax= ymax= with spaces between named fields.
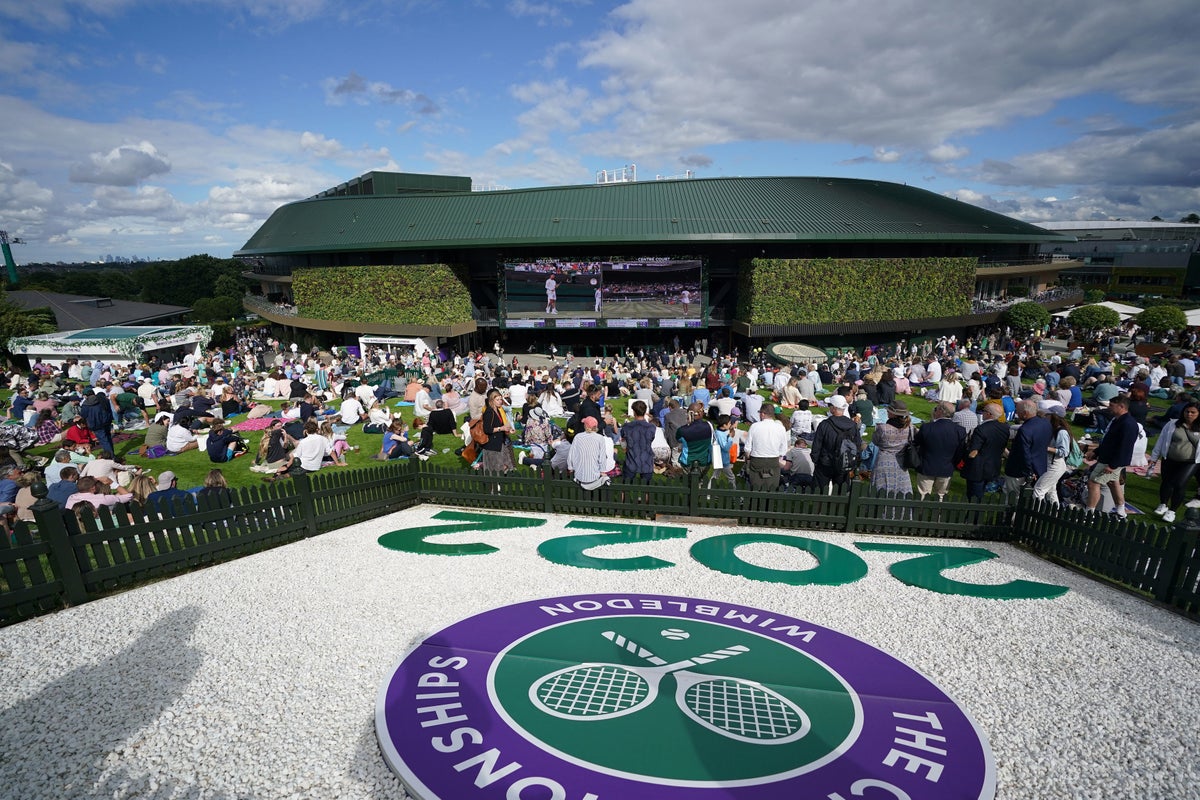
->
xmin=0 ymin=1 xmax=1196 ymax=265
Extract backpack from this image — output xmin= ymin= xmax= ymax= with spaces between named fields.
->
xmin=833 ymin=426 xmax=860 ymax=473
xmin=1065 ymin=437 xmax=1084 ymax=468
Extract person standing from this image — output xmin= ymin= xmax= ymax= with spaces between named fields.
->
xmin=1032 ymin=412 xmax=1074 ymax=506
xmin=914 ymin=401 xmax=965 ymax=501
xmin=810 ymin=395 xmax=862 ymax=493
xmin=80 ymin=387 xmax=115 ymax=457
xmin=1084 ymin=394 xmax=1139 ymax=519
xmin=545 ymin=274 xmax=558 ymax=315
xmin=675 ymin=402 xmax=714 ymax=478
xmin=619 ymin=400 xmax=656 ymax=485
xmin=960 ymin=404 xmax=1010 ymax=501
xmin=480 ymin=389 xmax=515 ymax=473
xmin=871 ymin=402 xmax=914 ymax=497
xmin=1004 ymin=399 xmax=1051 ymax=495
xmin=744 ymin=404 xmax=788 ymax=492
xmin=1147 ymin=402 xmax=1200 ymax=523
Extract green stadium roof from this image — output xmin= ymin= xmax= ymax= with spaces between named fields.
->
xmin=236 ymin=175 xmax=1070 ymax=256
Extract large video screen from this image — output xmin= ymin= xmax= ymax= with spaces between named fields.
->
xmin=502 ymin=258 xmax=704 ymax=329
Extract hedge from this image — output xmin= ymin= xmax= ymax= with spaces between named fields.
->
xmin=292 ymin=265 xmax=472 ymax=326
xmin=736 ymin=257 xmax=975 ymax=324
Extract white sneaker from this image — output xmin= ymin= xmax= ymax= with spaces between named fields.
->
xmin=517 ymin=451 xmax=527 ymax=466
xmin=1187 ymin=499 xmax=1200 ymax=509
xmin=1153 ymin=504 xmax=1168 ymax=516
xmin=1163 ymin=510 xmax=1176 ymax=523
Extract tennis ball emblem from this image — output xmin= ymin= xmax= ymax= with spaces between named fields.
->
xmin=660 ymin=627 xmax=690 ymax=640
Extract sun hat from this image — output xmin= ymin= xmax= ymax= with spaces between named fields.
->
xmin=888 ymin=400 xmax=911 ymax=418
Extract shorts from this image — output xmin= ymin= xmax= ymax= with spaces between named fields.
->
xmin=1088 ymin=464 xmax=1124 ymax=485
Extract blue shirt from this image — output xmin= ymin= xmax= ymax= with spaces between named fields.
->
xmin=47 ymin=480 xmax=77 ymax=508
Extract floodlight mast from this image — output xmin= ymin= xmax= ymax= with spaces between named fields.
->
xmin=0 ymin=230 xmax=22 ymax=286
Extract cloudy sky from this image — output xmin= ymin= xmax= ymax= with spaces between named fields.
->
xmin=0 ymin=0 xmax=1196 ymax=264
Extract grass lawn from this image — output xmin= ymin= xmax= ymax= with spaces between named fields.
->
xmin=6 ymin=385 xmax=1174 ymax=522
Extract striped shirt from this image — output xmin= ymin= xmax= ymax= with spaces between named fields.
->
xmin=567 ymin=431 xmax=609 ymax=484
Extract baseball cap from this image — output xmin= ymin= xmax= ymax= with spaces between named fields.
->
xmin=156 ymin=471 xmax=176 ymax=490
xmin=828 ymin=395 xmax=849 ymax=410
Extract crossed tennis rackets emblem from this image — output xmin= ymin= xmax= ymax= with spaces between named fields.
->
xmin=529 ymin=630 xmax=811 ymax=745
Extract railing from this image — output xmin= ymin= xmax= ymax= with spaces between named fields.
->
xmin=2 ymin=464 xmax=1197 ymax=626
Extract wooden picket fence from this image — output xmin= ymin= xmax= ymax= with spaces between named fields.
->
xmin=1 ymin=462 xmax=1197 ymax=625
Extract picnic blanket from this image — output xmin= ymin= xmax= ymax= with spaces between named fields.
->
xmin=232 ymin=418 xmax=276 ymax=432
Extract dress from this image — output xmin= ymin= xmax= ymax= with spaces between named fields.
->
xmin=871 ymin=422 xmax=913 ymax=495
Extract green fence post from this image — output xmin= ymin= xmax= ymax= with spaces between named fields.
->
xmin=1011 ymin=488 xmax=1034 ymax=543
xmin=688 ymin=470 xmax=699 ymax=517
xmin=542 ymin=466 xmax=553 ymax=514
xmin=1158 ymin=508 xmax=1200 ymax=605
xmin=845 ymin=481 xmax=861 ymax=533
xmin=292 ymin=472 xmax=320 ymax=537
xmin=30 ymin=484 xmax=89 ymax=606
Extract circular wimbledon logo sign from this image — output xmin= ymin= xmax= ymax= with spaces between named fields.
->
xmin=377 ymin=594 xmax=996 ymax=799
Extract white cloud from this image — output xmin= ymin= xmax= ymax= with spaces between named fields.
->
xmin=508 ymin=0 xmax=1195 ymax=162
xmin=927 ymin=143 xmax=969 ymax=163
xmin=978 ymin=119 xmax=1200 ymax=188
xmin=322 ymin=72 xmax=439 ymax=114
xmin=507 ymin=0 xmax=587 ymax=26
xmin=69 ymin=141 xmax=171 ymax=186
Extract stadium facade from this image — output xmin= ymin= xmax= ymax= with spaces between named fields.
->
xmin=236 ymin=172 xmax=1077 ymax=352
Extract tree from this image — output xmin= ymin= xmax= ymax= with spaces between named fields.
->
xmin=1136 ymin=305 xmax=1188 ymax=336
xmin=1182 ymin=213 xmax=1200 ymax=224
xmin=1083 ymin=289 xmax=1106 ymax=303
xmin=1069 ymin=304 xmax=1121 ymax=332
xmin=1151 ymin=216 xmax=1163 ymax=221
xmin=1002 ymin=301 xmax=1050 ymax=334
xmin=0 ymin=296 xmax=56 ymax=363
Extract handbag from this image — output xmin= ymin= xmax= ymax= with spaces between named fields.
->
xmin=899 ymin=429 xmax=921 ymax=471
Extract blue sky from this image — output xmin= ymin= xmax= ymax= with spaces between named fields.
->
xmin=0 ymin=0 xmax=1196 ymax=264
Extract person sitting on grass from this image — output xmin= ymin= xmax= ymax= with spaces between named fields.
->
xmin=148 ymin=470 xmax=196 ymax=516
xmin=251 ymin=419 xmax=295 ymax=474
xmin=375 ymin=418 xmax=415 ymax=461
xmin=205 ymin=419 xmax=247 ymax=463
xmin=65 ymin=475 xmax=131 ymax=511
xmin=63 ymin=416 xmax=98 ymax=454
xmin=134 ymin=414 xmax=171 ymax=457
xmin=166 ymin=418 xmax=199 ymax=454
xmin=319 ymin=420 xmax=351 ymax=466
xmin=46 ymin=466 xmax=79 ymax=508
xmin=415 ymin=399 xmax=457 ymax=458
xmin=33 ymin=408 xmax=63 ymax=446
xmin=263 ymin=419 xmax=331 ymax=482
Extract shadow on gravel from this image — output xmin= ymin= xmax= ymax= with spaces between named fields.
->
xmin=0 ymin=606 xmax=222 ymax=799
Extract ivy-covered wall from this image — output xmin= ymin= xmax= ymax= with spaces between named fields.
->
xmin=292 ymin=265 xmax=472 ymax=325
xmin=736 ymin=257 xmax=976 ymax=324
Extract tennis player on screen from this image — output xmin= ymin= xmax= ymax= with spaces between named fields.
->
xmin=546 ymin=275 xmax=558 ymax=315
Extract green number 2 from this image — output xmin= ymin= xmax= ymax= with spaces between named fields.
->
xmin=854 ymin=542 xmax=1069 ymax=600
xmin=377 ymin=510 xmax=546 ymax=555
xmin=538 ymin=520 xmax=688 ymax=571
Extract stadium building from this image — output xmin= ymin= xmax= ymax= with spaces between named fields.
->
xmin=236 ymin=172 xmax=1077 ymax=353
xmin=1037 ymin=221 xmax=1200 ymax=301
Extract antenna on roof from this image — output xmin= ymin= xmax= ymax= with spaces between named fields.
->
xmin=597 ymin=164 xmax=636 ymax=184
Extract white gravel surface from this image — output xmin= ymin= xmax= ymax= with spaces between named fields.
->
xmin=1 ymin=504 xmax=1197 ymax=799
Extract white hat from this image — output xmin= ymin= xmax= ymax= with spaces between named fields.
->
xmin=156 ymin=471 xmax=177 ymax=490
xmin=828 ymin=395 xmax=849 ymax=410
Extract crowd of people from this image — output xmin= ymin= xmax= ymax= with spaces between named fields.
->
xmin=2 ymin=324 xmax=1193 ymax=533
